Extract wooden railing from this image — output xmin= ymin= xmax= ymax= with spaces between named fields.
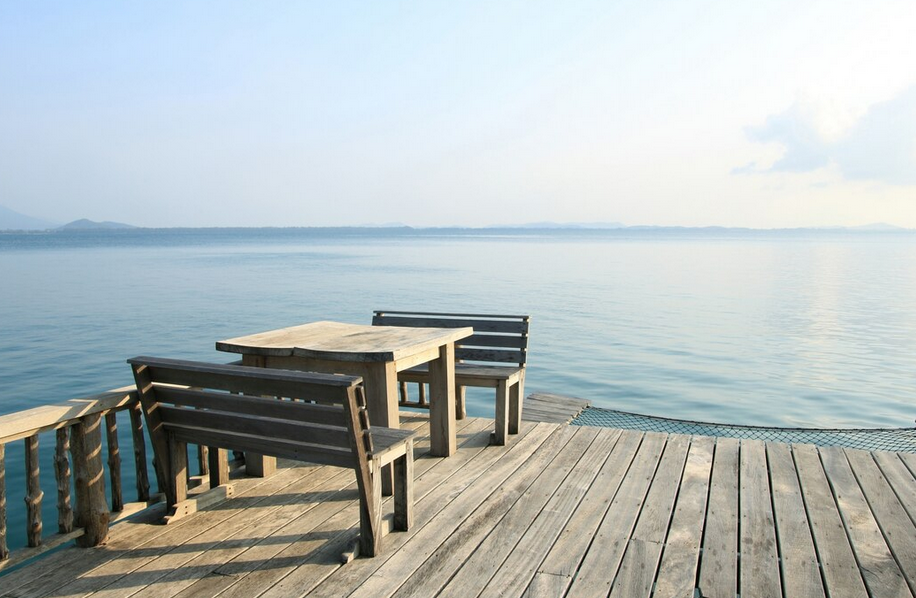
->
xmin=0 ymin=386 xmax=155 ymax=569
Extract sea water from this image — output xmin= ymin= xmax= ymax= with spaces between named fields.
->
xmin=1 ymin=227 xmax=915 ymax=550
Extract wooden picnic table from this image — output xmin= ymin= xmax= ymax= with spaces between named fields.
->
xmin=216 ymin=321 xmax=473 ymax=466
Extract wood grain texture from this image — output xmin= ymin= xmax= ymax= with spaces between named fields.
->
xmin=768 ymin=442 xmax=824 ymax=598
xmin=793 ymin=443 xmax=868 ymax=598
xmin=739 ymin=439 xmax=782 ymax=597
xmin=844 ymin=448 xmax=916 ymax=595
xmin=698 ymin=437 xmax=739 ymax=598
xmin=217 ymin=320 xmax=472 ymax=363
xmin=819 ymin=445 xmax=911 ymax=598
xmin=4 ymin=412 xmax=916 ymax=598
xmin=565 ymin=432 xmax=667 ymax=597
xmin=652 ymin=436 xmax=714 ymax=598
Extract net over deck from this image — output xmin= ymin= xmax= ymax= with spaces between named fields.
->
xmin=571 ymin=406 xmax=916 ymax=453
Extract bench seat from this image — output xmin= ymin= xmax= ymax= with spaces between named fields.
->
xmin=128 ymin=356 xmax=414 ymax=559
xmin=373 ymin=311 xmax=530 ymax=445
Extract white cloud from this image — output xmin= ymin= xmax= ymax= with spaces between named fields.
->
xmin=742 ymin=85 xmax=916 ymax=186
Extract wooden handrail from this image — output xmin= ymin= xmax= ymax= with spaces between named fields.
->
xmin=0 ymin=386 xmax=137 ymax=445
xmin=0 ymin=385 xmax=155 ymax=569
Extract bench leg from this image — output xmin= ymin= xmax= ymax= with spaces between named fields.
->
xmin=494 ymin=379 xmax=509 ymax=446
xmin=208 ymin=447 xmax=229 ymax=489
xmin=359 ymin=461 xmax=383 ymax=557
xmin=456 ymin=385 xmax=466 ymax=420
xmin=509 ymin=374 xmax=524 ymax=434
xmin=168 ymin=434 xmax=188 ymax=509
xmin=393 ymin=440 xmax=414 ymax=531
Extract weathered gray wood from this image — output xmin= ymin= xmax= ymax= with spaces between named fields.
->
xmin=105 ymin=412 xmax=124 ymax=512
xmin=157 ymin=405 xmax=353 ymax=449
xmin=197 ymin=444 xmax=209 ymax=476
xmin=208 ymin=447 xmax=229 ymax=489
xmin=609 ymin=435 xmax=691 ymax=598
xmin=155 ymin=386 xmax=348 ymax=424
xmin=698 ymin=437 xmax=739 ymax=598
xmin=420 ymin=427 xmax=600 ymax=598
xmin=70 ymin=412 xmax=110 ymax=547
xmin=475 ymin=428 xmax=622 ymax=598
xmin=165 ymin=433 xmax=190 ymax=524
xmin=564 ymin=432 xmax=668 ymax=597
xmin=195 ymin=417 xmax=489 ymax=598
xmin=23 ymin=434 xmax=43 ymax=547
xmin=768 ymin=442 xmax=824 ymax=598
xmin=372 ymin=312 xmax=530 ymax=335
xmin=375 ymin=311 xmax=529 ymax=444
xmin=393 ymin=440 xmax=413 ymax=531
xmin=526 ymin=430 xmax=644 ymax=596
xmin=793 ymin=443 xmax=868 ymax=598
xmin=129 ymin=401 xmax=150 ymax=502
xmin=427 ymin=342 xmax=457 ymax=456
xmin=652 ymin=436 xmax=715 ymax=598
xmin=0 ymin=443 xmax=7 ymax=561
xmin=130 ymin=355 xmax=362 ymax=401
xmin=6 ymin=414 xmax=916 ymax=598
xmin=523 ymin=392 xmax=589 ymax=423
xmin=217 ymin=321 xmax=470 ymax=469
xmin=0 ymin=386 xmax=137 ymax=445
xmin=131 ymin=357 xmax=414 ymax=557
xmin=344 ymin=425 xmax=575 ymax=598
xmin=874 ymin=451 xmax=916 ymax=527
xmin=54 ymin=427 xmax=73 ymax=533
xmin=845 ymin=448 xmax=916 ymax=595
xmin=739 ymin=439 xmax=782 ymax=597
xmin=217 ymin=320 xmax=473 ymax=363
xmin=819 ymin=445 xmax=910 ymax=598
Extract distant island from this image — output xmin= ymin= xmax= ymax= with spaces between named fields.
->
xmin=0 ymin=203 xmax=911 ymax=233
xmin=57 ymin=218 xmax=136 ymax=230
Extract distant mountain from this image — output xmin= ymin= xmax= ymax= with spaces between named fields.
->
xmin=489 ymin=221 xmax=626 ymax=229
xmin=847 ymin=222 xmax=905 ymax=231
xmin=0 ymin=204 xmax=59 ymax=230
xmin=57 ymin=219 xmax=136 ymax=230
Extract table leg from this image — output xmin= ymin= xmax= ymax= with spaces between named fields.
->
xmin=362 ymin=361 xmax=398 ymax=494
xmin=427 ymin=342 xmax=457 ymax=457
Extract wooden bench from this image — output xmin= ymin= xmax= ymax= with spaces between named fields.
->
xmin=128 ymin=356 xmax=415 ymax=558
xmin=371 ymin=311 xmax=530 ymax=445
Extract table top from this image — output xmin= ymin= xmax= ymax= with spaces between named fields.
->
xmin=216 ymin=320 xmax=473 ymax=363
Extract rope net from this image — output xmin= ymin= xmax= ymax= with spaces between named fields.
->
xmin=571 ymin=406 xmax=916 ymax=453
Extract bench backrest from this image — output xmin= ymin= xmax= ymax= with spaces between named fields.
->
xmin=128 ymin=357 xmax=374 ymax=472
xmin=372 ymin=311 xmax=530 ymax=367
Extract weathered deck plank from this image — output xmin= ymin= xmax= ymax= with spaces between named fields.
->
xmin=609 ymin=434 xmax=690 ymax=598
xmin=698 ymin=436 xmax=739 ymax=598
xmin=793 ymin=443 xmax=868 ymax=598
xmin=564 ymin=432 xmax=667 ymax=597
xmin=474 ymin=428 xmax=623 ymax=598
xmin=652 ymin=435 xmax=714 ymax=598
xmin=740 ymin=439 xmax=782 ymax=597
xmin=523 ymin=429 xmax=644 ymax=597
xmin=4 ymin=400 xmax=916 ymax=598
xmin=767 ymin=441 xmax=825 ymax=598
xmin=820 ymin=445 xmax=912 ymax=598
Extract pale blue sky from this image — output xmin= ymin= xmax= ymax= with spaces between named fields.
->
xmin=1 ymin=1 xmax=914 ymax=228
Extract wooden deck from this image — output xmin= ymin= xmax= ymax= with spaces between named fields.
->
xmin=3 ymin=410 xmax=916 ymax=598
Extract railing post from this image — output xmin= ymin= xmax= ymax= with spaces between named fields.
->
xmin=105 ymin=412 xmax=123 ymax=512
xmin=70 ymin=413 xmax=109 ymax=547
xmin=55 ymin=427 xmax=73 ymax=533
xmin=0 ymin=444 xmax=8 ymax=561
xmin=24 ymin=434 xmax=43 ymax=547
xmin=129 ymin=402 xmax=150 ymax=502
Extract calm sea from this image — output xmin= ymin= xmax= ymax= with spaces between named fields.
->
xmin=2 ymin=227 xmax=916 ymax=549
